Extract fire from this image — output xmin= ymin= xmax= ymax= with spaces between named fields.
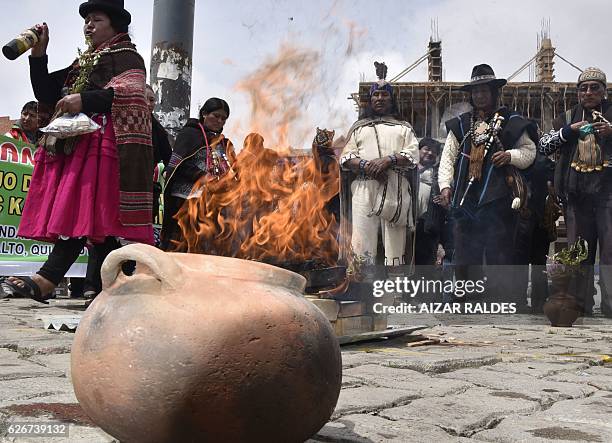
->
xmin=171 ymin=45 xmax=340 ymax=268
xmin=173 ymin=136 xmax=339 ymax=266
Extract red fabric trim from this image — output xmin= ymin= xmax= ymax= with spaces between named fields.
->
xmin=106 ymin=68 xmax=153 ymax=226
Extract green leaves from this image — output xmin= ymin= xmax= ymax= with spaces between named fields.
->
xmin=70 ymin=37 xmax=99 ymax=94
xmin=550 ymin=238 xmax=589 ymax=266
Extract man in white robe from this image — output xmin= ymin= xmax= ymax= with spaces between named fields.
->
xmin=340 ymin=77 xmax=419 ymax=268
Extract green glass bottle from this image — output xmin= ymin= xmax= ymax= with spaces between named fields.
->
xmin=3 ymin=26 xmax=40 ymax=60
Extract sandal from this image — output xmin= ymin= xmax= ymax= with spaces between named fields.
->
xmin=1 ymin=276 xmax=49 ymax=305
xmin=83 ymin=290 xmax=98 ymax=300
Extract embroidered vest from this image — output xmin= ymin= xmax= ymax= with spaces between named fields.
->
xmin=445 ymin=108 xmax=535 ymax=209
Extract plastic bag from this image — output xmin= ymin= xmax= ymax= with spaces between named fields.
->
xmin=40 ymin=113 xmax=100 ymax=139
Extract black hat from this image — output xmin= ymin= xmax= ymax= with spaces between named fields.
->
xmin=79 ymin=0 xmax=131 ymax=26
xmin=460 ymin=64 xmax=507 ymax=91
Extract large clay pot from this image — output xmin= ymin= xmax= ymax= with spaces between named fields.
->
xmin=544 ymin=269 xmax=581 ymax=327
xmin=71 ymin=244 xmax=342 ymax=442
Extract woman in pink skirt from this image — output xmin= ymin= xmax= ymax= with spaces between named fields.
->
xmin=2 ymin=0 xmax=154 ymax=303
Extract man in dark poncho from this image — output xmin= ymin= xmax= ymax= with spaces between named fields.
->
xmin=438 ymin=64 xmax=537 ymax=305
xmin=539 ymin=67 xmax=612 ymax=317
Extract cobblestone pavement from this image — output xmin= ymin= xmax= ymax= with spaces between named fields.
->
xmin=0 ymin=297 xmax=610 ymax=442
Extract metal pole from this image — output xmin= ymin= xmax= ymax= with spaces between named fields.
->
xmin=150 ymin=0 xmax=195 ymax=137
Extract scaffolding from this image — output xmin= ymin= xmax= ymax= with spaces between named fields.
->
xmin=536 ymin=19 xmax=555 ymax=82
xmin=351 ymin=21 xmax=609 ymax=138
xmin=427 ymin=19 xmax=442 ymax=82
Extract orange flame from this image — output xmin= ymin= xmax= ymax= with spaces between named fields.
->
xmin=173 ymin=136 xmax=339 ymax=266
xmin=172 ymin=44 xmax=342 ymax=268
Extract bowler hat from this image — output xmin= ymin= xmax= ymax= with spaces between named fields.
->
xmin=79 ymin=0 xmax=131 ymax=26
xmin=460 ymin=64 xmax=507 ymax=91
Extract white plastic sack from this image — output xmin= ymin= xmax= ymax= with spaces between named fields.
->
xmin=40 ymin=113 xmax=100 ymax=139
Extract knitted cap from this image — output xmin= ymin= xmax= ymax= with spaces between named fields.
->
xmin=578 ymin=67 xmax=607 ymax=86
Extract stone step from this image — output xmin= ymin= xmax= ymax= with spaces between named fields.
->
xmin=338 ymin=301 xmax=366 ymax=318
xmin=308 ymin=298 xmax=390 ymax=336
xmin=333 ymin=315 xmax=373 ymax=336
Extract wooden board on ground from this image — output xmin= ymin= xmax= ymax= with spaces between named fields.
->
xmin=337 ymin=325 xmax=429 ymax=345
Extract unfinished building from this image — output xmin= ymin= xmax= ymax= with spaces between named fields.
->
xmin=351 ymin=26 xmax=610 ymax=140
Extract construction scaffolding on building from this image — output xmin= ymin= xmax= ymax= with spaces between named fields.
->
xmin=350 ymin=21 xmax=610 ymax=140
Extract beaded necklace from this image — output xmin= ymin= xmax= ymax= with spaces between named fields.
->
xmin=469 ymin=112 xmax=495 ymax=146
xmin=466 ymin=111 xmax=498 ymax=182
xmin=198 ymin=123 xmax=233 ymax=179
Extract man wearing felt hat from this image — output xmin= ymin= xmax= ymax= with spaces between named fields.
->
xmin=438 ymin=64 xmax=537 ymax=306
xmin=539 ymin=67 xmax=612 ymax=317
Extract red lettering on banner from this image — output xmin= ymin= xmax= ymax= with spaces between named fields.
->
xmin=0 ymin=143 xmax=18 ymax=163
xmin=21 ymin=147 xmax=34 ymax=166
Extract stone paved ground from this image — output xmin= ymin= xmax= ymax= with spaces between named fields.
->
xmin=0 ymin=297 xmax=610 ymax=442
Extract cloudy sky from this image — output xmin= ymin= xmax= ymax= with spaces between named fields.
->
xmin=1 ymin=0 xmax=610 ymax=147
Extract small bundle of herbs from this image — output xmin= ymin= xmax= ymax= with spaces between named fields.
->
xmin=547 ymin=238 xmax=588 ymax=278
xmin=71 ymin=36 xmax=101 ymax=94
xmin=549 ymin=238 xmax=588 ymax=265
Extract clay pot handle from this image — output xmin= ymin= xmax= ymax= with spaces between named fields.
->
xmin=101 ymin=243 xmax=183 ymax=290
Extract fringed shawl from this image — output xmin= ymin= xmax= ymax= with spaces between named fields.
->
xmin=70 ymin=33 xmax=153 ymax=226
